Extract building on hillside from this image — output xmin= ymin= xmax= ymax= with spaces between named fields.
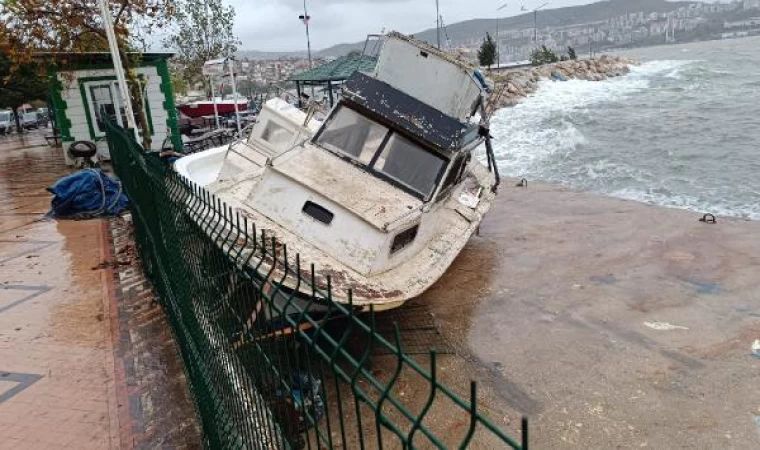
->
xmin=41 ymin=52 xmax=181 ymax=165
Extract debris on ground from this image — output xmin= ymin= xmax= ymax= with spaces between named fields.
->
xmin=751 ymin=340 xmax=760 ymax=359
xmin=643 ymin=321 xmax=689 ymax=331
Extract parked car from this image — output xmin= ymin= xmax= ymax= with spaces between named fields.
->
xmin=0 ymin=111 xmax=15 ymax=135
xmin=21 ymin=112 xmax=39 ymax=130
xmin=37 ymin=108 xmax=50 ymax=127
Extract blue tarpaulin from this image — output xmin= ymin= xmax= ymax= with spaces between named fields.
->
xmin=47 ymin=169 xmax=129 ymax=219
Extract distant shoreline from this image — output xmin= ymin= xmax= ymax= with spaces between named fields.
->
xmin=609 ymin=33 xmax=760 ymax=58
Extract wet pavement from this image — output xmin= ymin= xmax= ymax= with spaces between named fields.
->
xmin=0 ymin=131 xmax=200 ymax=449
xmin=3 ymin=130 xmax=760 ymax=448
xmin=0 ymin=131 xmax=117 ymax=448
xmin=415 ymin=180 xmax=760 ymax=448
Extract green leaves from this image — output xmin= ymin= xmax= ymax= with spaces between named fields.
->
xmin=0 ymin=55 xmax=48 ymax=110
xmin=478 ymin=33 xmax=497 ymax=68
xmin=164 ymin=0 xmax=241 ymax=88
xmin=530 ymin=45 xmax=559 ymax=66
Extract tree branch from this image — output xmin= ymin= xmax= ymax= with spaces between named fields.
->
xmin=114 ymin=0 xmax=130 ymax=25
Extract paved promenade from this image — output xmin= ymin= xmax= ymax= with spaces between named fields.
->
xmin=0 ymin=131 xmax=199 ymax=449
xmin=3 ymin=129 xmax=760 ymax=448
xmin=0 ymin=132 xmax=117 ymax=449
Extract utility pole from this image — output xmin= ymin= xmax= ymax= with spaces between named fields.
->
xmin=436 ymin=0 xmax=442 ymax=49
xmin=531 ymin=3 xmax=549 ymax=46
xmin=300 ymin=1 xmax=313 ymax=70
xmin=496 ymin=3 xmax=508 ymax=68
xmin=299 ymin=0 xmax=314 ymax=99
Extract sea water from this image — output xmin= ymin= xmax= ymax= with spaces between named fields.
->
xmin=491 ymin=36 xmax=760 ymax=220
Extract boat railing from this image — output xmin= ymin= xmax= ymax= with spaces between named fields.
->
xmin=104 ymin=117 xmax=528 ymax=450
xmin=360 ymin=33 xmax=386 ymax=59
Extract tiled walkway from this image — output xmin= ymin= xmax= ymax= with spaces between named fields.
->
xmin=0 ymin=132 xmax=116 ymax=449
xmin=0 ymin=131 xmax=199 ymax=449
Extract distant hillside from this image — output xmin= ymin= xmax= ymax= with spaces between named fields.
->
xmin=241 ymin=0 xmax=696 ymax=58
xmin=237 ymin=49 xmax=306 ymax=60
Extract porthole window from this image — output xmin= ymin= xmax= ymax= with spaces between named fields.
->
xmin=390 ymin=225 xmax=419 ymax=254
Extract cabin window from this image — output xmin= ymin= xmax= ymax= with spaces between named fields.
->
xmin=316 ymin=106 xmax=388 ymax=164
xmin=390 ymin=225 xmax=419 ymax=254
xmin=374 ymin=134 xmax=446 ymax=198
xmin=260 ymin=121 xmax=293 ymax=148
xmin=438 ymin=153 xmax=470 ymax=198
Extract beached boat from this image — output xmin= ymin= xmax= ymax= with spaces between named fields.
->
xmin=177 ymin=98 xmax=249 ymax=118
xmin=175 ymin=32 xmax=501 ymax=311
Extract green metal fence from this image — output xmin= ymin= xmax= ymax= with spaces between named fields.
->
xmin=105 ymin=121 xmax=527 ymax=450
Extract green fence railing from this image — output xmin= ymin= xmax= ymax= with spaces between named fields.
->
xmin=105 ymin=121 xmax=527 ymax=450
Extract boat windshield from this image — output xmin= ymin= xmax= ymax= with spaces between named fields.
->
xmin=373 ymin=134 xmax=446 ymax=197
xmin=315 ymin=105 xmax=447 ymax=199
xmin=316 ymin=106 xmax=388 ymax=164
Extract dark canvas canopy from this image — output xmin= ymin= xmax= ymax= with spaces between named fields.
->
xmin=341 ymin=72 xmax=472 ymax=153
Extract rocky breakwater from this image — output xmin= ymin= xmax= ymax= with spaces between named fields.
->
xmin=489 ymin=55 xmax=637 ymax=109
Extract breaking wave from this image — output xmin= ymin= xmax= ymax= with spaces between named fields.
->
xmin=489 ymin=46 xmax=760 ymax=220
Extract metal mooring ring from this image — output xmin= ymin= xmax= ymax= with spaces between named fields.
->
xmin=699 ymin=213 xmax=717 ymax=224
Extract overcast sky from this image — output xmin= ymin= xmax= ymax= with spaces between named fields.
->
xmin=227 ymin=0 xmax=610 ymax=52
xmin=228 ymin=0 xmax=731 ymax=52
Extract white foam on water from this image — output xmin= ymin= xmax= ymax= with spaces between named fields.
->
xmin=490 ymin=61 xmax=677 ymax=176
xmin=609 ymin=187 xmax=760 ymax=220
xmin=488 ymin=59 xmax=759 ymax=220
xmin=629 ymin=59 xmax=698 ymax=80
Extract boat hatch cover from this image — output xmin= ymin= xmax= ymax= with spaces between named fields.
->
xmin=341 ymin=72 xmax=471 ymax=154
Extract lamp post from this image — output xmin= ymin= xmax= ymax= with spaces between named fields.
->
xmin=436 ymin=0 xmax=442 ymax=49
xmin=496 ymin=3 xmax=508 ymax=67
xmin=522 ymin=3 xmax=549 ymax=46
xmin=531 ymin=3 xmax=549 ymax=45
xmin=298 ymin=2 xmax=313 ymax=70
xmin=298 ymin=0 xmax=314 ymax=99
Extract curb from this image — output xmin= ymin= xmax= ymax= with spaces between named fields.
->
xmin=100 ymin=218 xmax=134 ymax=450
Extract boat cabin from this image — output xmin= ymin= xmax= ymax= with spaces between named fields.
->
xmin=314 ymin=71 xmax=482 ymax=203
xmin=199 ymin=32 xmax=494 ymax=286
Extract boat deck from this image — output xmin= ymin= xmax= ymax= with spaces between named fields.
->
xmin=209 ymin=162 xmax=497 ymax=309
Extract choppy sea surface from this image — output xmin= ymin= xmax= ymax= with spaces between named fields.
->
xmin=491 ymin=36 xmax=760 ymax=220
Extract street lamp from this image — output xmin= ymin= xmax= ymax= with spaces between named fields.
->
xmin=298 ymin=0 xmax=314 ymax=99
xmin=436 ymin=0 xmax=442 ymax=49
xmin=298 ymin=1 xmax=313 ymax=70
xmin=522 ymin=2 xmax=549 ymax=46
xmin=496 ymin=3 xmax=508 ymax=67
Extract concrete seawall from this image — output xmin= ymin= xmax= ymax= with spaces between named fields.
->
xmin=489 ymin=55 xmax=636 ymax=109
